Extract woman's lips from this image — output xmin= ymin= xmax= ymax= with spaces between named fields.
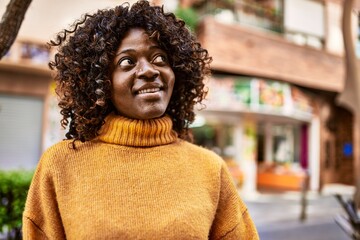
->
xmin=137 ymin=87 xmax=161 ymax=95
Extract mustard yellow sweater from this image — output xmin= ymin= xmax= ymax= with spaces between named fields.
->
xmin=23 ymin=114 xmax=259 ymax=240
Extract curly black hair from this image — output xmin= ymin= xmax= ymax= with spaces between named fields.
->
xmin=49 ymin=0 xmax=212 ymax=143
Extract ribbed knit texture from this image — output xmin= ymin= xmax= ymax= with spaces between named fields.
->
xmin=23 ymin=114 xmax=259 ymax=240
xmin=98 ymin=113 xmax=178 ymax=147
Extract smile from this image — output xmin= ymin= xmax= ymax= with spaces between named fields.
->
xmin=137 ymin=88 xmax=161 ymax=94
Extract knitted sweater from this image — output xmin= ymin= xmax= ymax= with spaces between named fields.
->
xmin=23 ymin=114 xmax=259 ymax=240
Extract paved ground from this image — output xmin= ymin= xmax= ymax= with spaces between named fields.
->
xmin=243 ymin=185 xmax=356 ymax=240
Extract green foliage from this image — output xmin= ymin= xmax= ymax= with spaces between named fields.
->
xmin=0 ymin=170 xmax=34 ymax=239
xmin=175 ymin=7 xmax=199 ymax=32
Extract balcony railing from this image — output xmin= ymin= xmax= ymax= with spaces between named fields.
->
xmin=196 ymin=0 xmax=284 ymax=33
xmin=235 ymin=0 xmax=283 ymax=33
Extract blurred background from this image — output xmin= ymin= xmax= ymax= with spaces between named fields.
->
xmin=0 ymin=0 xmax=359 ymax=239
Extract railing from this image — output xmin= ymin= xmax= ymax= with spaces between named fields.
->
xmin=199 ymin=0 xmax=284 ymax=33
xmin=235 ymin=0 xmax=283 ymax=33
xmin=2 ymin=39 xmax=52 ymax=66
xmin=0 ymin=39 xmax=52 ymax=74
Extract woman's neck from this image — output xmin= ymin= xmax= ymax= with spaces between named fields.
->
xmin=97 ymin=113 xmax=178 ymax=147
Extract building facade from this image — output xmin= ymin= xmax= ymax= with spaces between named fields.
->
xmin=179 ymin=0 xmax=355 ymax=193
xmin=0 ymin=0 xmax=356 ymax=195
xmin=0 ymin=40 xmax=55 ymax=170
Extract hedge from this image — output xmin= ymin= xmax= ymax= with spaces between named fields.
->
xmin=0 ymin=170 xmax=34 ymax=240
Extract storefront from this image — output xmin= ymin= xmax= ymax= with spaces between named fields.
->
xmin=192 ymin=75 xmax=319 ymax=193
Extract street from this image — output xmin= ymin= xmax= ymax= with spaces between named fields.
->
xmin=244 ymin=185 xmax=354 ymax=240
xmin=259 ymin=222 xmax=348 ymax=240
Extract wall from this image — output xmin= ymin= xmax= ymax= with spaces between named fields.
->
xmin=197 ymin=17 xmax=345 ymax=92
xmin=0 ymin=0 xmax=117 ymax=42
xmin=0 ymin=0 xmax=177 ymax=43
xmin=317 ymin=93 xmax=354 ymax=188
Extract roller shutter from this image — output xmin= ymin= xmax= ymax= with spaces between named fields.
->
xmin=0 ymin=94 xmax=43 ymax=170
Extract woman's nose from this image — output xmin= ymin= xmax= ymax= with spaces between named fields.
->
xmin=137 ymin=61 xmax=159 ymax=79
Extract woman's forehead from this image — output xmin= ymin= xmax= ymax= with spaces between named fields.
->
xmin=115 ymin=28 xmax=161 ymax=54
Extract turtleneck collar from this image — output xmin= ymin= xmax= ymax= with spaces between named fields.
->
xmin=97 ymin=113 xmax=178 ymax=147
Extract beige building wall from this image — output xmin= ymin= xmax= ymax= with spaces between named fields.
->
xmin=0 ymin=0 xmax=145 ymax=42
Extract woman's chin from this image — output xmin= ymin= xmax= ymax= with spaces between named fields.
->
xmin=116 ymin=108 xmax=167 ymax=120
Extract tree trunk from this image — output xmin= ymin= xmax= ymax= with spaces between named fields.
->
xmin=354 ymin=116 xmax=360 ymax=209
xmin=341 ymin=0 xmax=360 ymax=208
xmin=0 ymin=0 xmax=32 ymax=59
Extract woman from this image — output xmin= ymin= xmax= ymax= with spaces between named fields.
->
xmin=23 ymin=1 xmax=259 ymax=239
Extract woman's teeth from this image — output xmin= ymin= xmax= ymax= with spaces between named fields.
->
xmin=138 ymin=88 xmax=160 ymax=94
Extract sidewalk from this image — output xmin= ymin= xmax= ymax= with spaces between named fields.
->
xmin=242 ymin=184 xmax=355 ymax=240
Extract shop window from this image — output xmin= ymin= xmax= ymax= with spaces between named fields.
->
xmin=256 ymin=122 xmax=305 ymax=191
xmin=257 ymin=123 xmax=301 ymax=167
xmin=273 ymin=125 xmax=294 ymax=164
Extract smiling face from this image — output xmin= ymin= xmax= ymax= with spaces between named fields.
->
xmin=111 ymin=28 xmax=175 ymax=120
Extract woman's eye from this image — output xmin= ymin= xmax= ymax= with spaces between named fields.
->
xmin=153 ymin=55 xmax=167 ymax=64
xmin=117 ymin=58 xmax=134 ymax=67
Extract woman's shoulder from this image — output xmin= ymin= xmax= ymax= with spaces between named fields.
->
xmin=43 ymin=140 xmax=77 ymax=156
xmin=180 ymin=140 xmax=220 ymax=155
xmin=39 ymin=140 xmax=92 ymax=167
xmin=178 ymin=140 xmax=225 ymax=167
xmin=44 ymin=139 xmax=96 ymax=153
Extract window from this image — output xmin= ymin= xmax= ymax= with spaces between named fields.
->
xmin=284 ymin=0 xmax=325 ymax=49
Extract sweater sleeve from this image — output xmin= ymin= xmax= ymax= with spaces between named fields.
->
xmin=22 ymin=149 xmax=66 ymax=239
xmin=22 ymin=216 xmax=48 ymax=239
xmin=209 ymin=161 xmax=259 ymax=240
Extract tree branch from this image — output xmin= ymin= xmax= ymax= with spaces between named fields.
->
xmin=0 ymin=0 xmax=32 ymax=59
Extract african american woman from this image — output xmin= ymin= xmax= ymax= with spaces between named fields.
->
xmin=22 ymin=1 xmax=259 ymax=239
